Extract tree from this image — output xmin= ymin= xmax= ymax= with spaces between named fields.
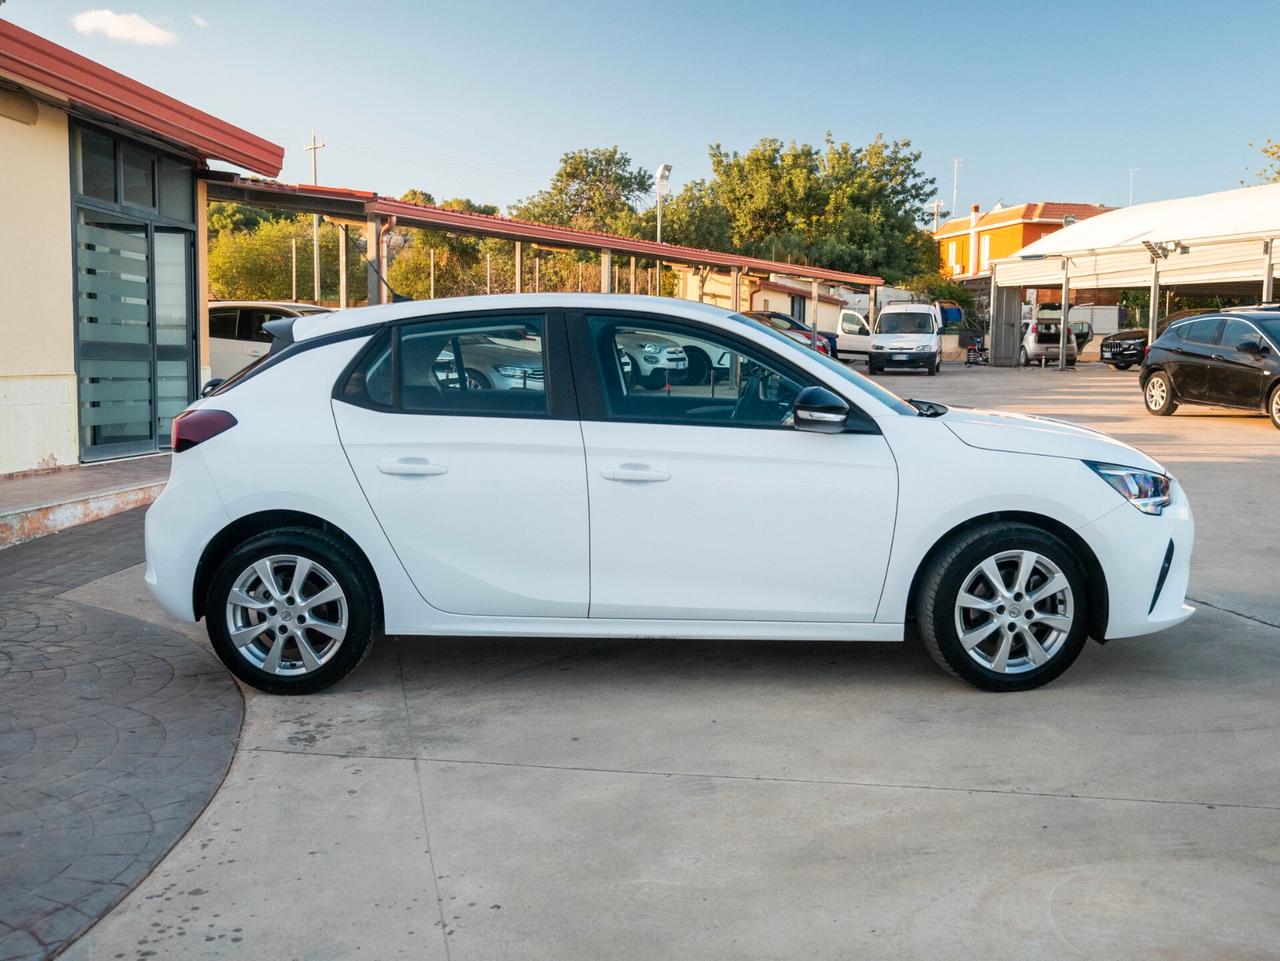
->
xmin=511 ymin=146 xmax=652 ymax=234
xmin=208 ymin=215 xmax=366 ymax=302
xmin=900 ymin=271 xmax=974 ymax=315
xmin=1251 ymin=139 xmax=1280 ymax=182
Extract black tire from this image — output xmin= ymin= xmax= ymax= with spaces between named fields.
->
xmin=205 ymin=527 xmax=379 ymax=695
xmin=927 ymin=358 xmax=938 ymax=376
xmin=867 ymin=363 xmax=880 ymax=375
xmin=1113 ymin=362 xmax=1133 ymax=371
xmin=1143 ymin=370 xmax=1178 ymax=416
xmin=1019 ymin=346 xmax=1030 ymax=367
xmin=682 ymin=347 xmax=710 ymax=386
xmin=1268 ymin=382 xmax=1280 ymax=430
xmin=465 ymin=368 xmax=492 ymax=390
xmin=915 ymin=522 xmax=1089 ymax=692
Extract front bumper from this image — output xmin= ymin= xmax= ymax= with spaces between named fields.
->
xmin=1076 ymin=476 xmax=1195 ymax=639
xmin=1100 ymin=345 xmax=1143 ymax=364
xmin=872 ymin=350 xmax=936 ymax=369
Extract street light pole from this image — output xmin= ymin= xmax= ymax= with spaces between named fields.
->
xmin=1128 ymin=168 xmax=1139 ymax=207
xmin=304 ymin=130 xmax=325 ymax=302
xmin=951 ymin=157 xmax=963 ymax=217
xmin=655 ymin=163 xmax=671 ymax=296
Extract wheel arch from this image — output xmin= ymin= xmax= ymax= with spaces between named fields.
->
xmin=193 ymin=509 xmax=384 ymax=623
xmin=904 ymin=511 xmax=1110 ymax=642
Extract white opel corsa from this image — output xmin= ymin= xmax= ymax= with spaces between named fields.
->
xmin=145 ymin=295 xmax=1194 ymax=695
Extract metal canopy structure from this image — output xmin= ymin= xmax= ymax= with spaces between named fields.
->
xmin=984 ymin=183 xmax=1280 ymax=366
xmin=991 ymin=183 xmax=1280 ymax=291
xmin=203 ymin=173 xmax=883 ymax=306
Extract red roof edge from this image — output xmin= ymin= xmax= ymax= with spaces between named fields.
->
xmin=0 ymin=18 xmax=283 ymax=176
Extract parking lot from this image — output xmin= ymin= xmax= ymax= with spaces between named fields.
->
xmin=9 ymin=363 xmax=1279 ymax=961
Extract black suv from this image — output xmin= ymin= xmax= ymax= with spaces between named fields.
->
xmin=1140 ymin=309 xmax=1280 ymax=429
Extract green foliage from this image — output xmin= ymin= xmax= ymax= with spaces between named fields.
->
xmin=207 ymin=201 xmax=278 ymax=235
xmin=900 ymin=271 xmax=975 ymax=314
xmin=660 ymin=134 xmax=938 ymax=283
xmin=511 ymin=146 xmax=652 ymax=234
xmin=207 ymin=215 xmax=366 ymax=302
xmin=1250 ymin=139 xmax=1280 ymax=182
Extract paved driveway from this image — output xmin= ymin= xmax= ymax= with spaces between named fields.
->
xmin=41 ymin=365 xmax=1280 ymax=960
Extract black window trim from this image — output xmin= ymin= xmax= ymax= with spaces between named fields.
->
xmin=564 ymin=308 xmax=880 ymax=435
xmin=330 ymin=308 xmax=577 ymax=421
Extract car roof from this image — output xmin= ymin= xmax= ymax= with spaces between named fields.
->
xmin=210 ymin=301 xmax=332 ymax=313
xmin=294 ymin=294 xmax=741 ymax=342
xmin=878 ymin=303 xmax=934 ymax=313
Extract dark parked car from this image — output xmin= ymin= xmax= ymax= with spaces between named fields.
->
xmin=1099 ymin=310 xmax=1212 ymax=370
xmin=743 ymin=311 xmax=836 ymax=356
xmin=1140 ymin=310 xmax=1280 ymax=429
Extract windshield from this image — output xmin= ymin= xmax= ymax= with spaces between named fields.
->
xmin=732 ymin=314 xmax=917 ymax=416
xmin=877 ymin=313 xmax=934 ymax=335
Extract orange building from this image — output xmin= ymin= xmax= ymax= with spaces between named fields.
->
xmin=935 ymin=202 xmax=1111 ymax=281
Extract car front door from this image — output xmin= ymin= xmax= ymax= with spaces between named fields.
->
xmin=208 ymin=308 xmax=247 ymax=380
xmin=333 ymin=311 xmax=589 ymax=617
xmin=1211 ymin=318 xmax=1271 ymax=409
xmin=570 ymin=311 xmax=898 ymax=623
xmin=1167 ymin=316 xmax=1224 ymax=402
xmin=837 ymin=310 xmax=871 ymax=359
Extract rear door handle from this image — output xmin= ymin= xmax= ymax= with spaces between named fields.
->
xmin=378 ymin=458 xmax=448 ymax=477
xmin=600 ymin=465 xmax=670 ymax=483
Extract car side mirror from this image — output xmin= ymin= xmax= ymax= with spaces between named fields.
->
xmin=793 ymin=386 xmax=849 ymax=434
xmin=1237 ymin=339 xmax=1268 ymax=356
xmin=200 ymin=378 xmax=225 ymax=397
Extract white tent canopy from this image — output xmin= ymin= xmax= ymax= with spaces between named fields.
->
xmin=992 ymin=183 xmax=1280 ymax=290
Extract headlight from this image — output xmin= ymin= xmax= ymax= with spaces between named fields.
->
xmin=915 ymin=344 xmax=932 ymax=351
xmin=1086 ymin=461 xmax=1171 ymax=515
xmin=495 ymin=365 xmax=536 ymax=378
xmin=873 ymin=343 xmax=887 ymax=351
xmin=639 ymin=342 xmax=663 ymax=353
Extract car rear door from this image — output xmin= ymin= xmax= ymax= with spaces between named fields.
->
xmin=1210 ymin=318 xmax=1271 ymax=409
xmin=569 ymin=310 xmax=897 ymax=623
xmin=1167 ymin=317 xmax=1224 ymax=402
xmin=332 ymin=310 xmax=589 ymax=617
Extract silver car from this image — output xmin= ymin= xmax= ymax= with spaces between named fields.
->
xmin=615 ymin=330 xmax=688 ymax=389
xmin=1019 ymin=319 xmax=1078 ymax=367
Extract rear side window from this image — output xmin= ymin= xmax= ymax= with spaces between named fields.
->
xmin=1178 ymin=317 xmax=1223 ymax=345
xmin=339 ymin=315 xmax=548 ymax=418
xmin=239 ymin=309 xmax=285 ymax=342
xmin=210 ymin=308 xmax=238 ymax=339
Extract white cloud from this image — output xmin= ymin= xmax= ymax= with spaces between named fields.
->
xmin=70 ymin=9 xmax=178 ymax=46
xmin=190 ymin=13 xmax=207 ymax=28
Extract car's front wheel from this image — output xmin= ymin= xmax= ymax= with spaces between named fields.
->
xmin=1269 ymin=383 xmax=1280 ymax=430
xmin=206 ymin=528 xmax=379 ymax=695
xmin=1113 ymin=362 xmax=1133 ymax=371
xmin=916 ymin=522 xmax=1089 ymax=692
xmin=1144 ymin=371 xmax=1178 ymax=415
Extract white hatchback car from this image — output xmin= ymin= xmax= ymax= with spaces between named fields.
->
xmin=147 ymin=295 xmax=1194 ymax=695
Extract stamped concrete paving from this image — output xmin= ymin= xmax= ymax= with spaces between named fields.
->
xmin=0 ymin=512 xmax=242 ymax=961
xmin=43 ymin=366 xmax=1280 ymax=959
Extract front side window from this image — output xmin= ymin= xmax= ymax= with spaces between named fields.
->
xmin=1219 ymin=318 xmax=1259 ymax=350
xmin=209 ymin=309 xmax=238 ymax=339
xmin=588 ymin=314 xmax=810 ymax=429
xmin=239 ymin=309 xmax=285 ymax=342
xmin=341 ymin=315 xmax=547 ymax=417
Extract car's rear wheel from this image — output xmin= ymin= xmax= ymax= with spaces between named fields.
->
xmin=916 ymin=522 xmax=1089 ymax=692
xmin=1144 ymin=371 xmax=1178 ymax=415
xmin=1018 ymin=346 xmax=1030 ymax=367
xmin=206 ymin=528 xmax=378 ymax=695
xmin=1269 ymin=383 xmax=1280 ymax=430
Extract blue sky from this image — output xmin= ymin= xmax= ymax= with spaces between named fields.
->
xmin=6 ymin=0 xmax=1277 ymax=216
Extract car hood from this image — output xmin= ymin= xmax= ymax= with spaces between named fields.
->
xmin=941 ymin=406 xmax=1165 ymax=473
xmin=875 ymin=333 xmax=936 ymax=348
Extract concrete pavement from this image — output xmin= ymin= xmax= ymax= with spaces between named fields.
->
xmin=21 ymin=364 xmax=1280 ymax=960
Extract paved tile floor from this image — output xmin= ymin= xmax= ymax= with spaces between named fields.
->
xmin=0 ymin=513 xmax=241 ymax=961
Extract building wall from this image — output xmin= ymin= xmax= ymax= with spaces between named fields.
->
xmin=0 ymin=100 xmax=77 ymax=474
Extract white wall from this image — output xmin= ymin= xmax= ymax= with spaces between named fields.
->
xmin=0 ymin=99 xmax=76 ymax=474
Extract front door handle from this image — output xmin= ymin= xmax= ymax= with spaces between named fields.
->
xmin=378 ymin=458 xmax=448 ymax=477
xmin=600 ymin=464 xmax=670 ymax=483
xmin=1211 ymin=353 xmax=1226 ymax=362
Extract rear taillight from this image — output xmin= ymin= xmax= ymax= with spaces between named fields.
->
xmin=1030 ymin=323 xmax=1038 ymax=334
xmin=1143 ymin=345 xmax=1152 ymax=358
xmin=172 ymin=409 xmax=237 ymax=452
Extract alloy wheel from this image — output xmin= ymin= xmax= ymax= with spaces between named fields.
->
xmin=952 ymin=550 xmax=1074 ymax=674
xmin=1146 ymin=377 xmax=1167 ymax=411
xmin=225 ymin=554 xmax=348 ymax=676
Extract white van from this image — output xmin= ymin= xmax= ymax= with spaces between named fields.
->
xmin=867 ymin=303 xmax=943 ymax=375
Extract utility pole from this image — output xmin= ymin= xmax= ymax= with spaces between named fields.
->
xmin=304 ymin=130 xmax=326 ymax=302
xmin=1128 ymin=168 xmax=1139 ymax=207
xmin=951 ymin=157 xmax=963 ymax=217
xmin=927 ymin=199 xmax=945 ymax=232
